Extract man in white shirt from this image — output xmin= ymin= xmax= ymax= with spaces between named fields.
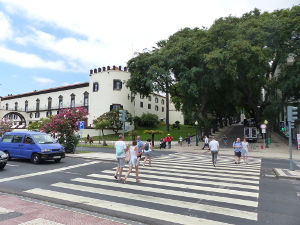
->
xmin=202 ymin=136 xmax=209 ymax=150
xmin=114 ymin=134 xmax=128 ymax=180
xmin=209 ymin=137 xmax=219 ymax=167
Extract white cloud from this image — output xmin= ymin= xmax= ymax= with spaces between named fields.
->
xmin=0 ymin=0 xmax=298 ymax=72
xmin=32 ymin=76 xmax=55 ymax=84
xmin=0 ymin=45 xmax=67 ymax=70
xmin=0 ymin=11 xmax=13 ymax=41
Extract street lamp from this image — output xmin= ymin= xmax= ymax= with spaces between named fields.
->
xmin=264 ymin=120 xmax=269 ymax=148
xmin=195 ymin=121 xmax=199 ymax=146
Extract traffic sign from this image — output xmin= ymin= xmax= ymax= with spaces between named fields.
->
xmin=260 ymin=124 xmax=267 ymax=129
xmin=78 ymin=121 xmax=85 ymax=129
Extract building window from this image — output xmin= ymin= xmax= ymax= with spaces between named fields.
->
xmin=25 ymin=101 xmax=28 ymax=112
xmin=162 ymin=107 xmax=164 ymax=112
xmin=46 ymin=111 xmax=52 ymax=117
xmin=155 ymin=105 xmax=159 ymax=111
xmin=58 ymin=96 xmax=63 ymax=109
xmin=36 ymin=99 xmax=40 ymax=111
xmin=155 ymin=97 xmax=158 ymax=103
xmin=70 ymin=94 xmax=75 ymax=107
xmin=5 ymin=103 xmax=8 ymax=110
xmin=148 ymin=104 xmax=151 ymax=109
xmin=47 ymin=97 xmax=52 ymax=110
xmin=140 ymin=94 xmax=144 ymax=99
xmin=113 ymin=80 xmax=122 ymax=90
xmin=140 ymin=102 xmax=143 ymax=108
xmin=35 ymin=112 xmax=40 ymax=118
xmin=148 ymin=96 xmax=152 ymax=101
xmin=93 ymin=82 xmax=99 ymax=92
xmin=14 ymin=102 xmax=18 ymax=111
xmin=110 ymin=104 xmax=123 ymax=111
xmin=13 ymin=114 xmax=18 ymax=119
xmin=30 ymin=113 xmax=33 ymax=118
xmin=83 ymin=91 xmax=89 ymax=106
xmin=161 ymin=99 xmax=165 ymax=105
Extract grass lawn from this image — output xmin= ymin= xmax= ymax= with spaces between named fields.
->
xmin=86 ymin=125 xmax=197 ymax=143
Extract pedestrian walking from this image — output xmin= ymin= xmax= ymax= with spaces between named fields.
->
xmin=136 ymin=136 xmax=144 ymax=162
xmin=122 ymin=140 xmax=142 ymax=184
xmin=186 ymin=134 xmax=191 ymax=146
xmin=202 ymin=136 xmax=209 ymax=150
xmin=166 ymin=134 xmax=173 ymax=149
xmin=179 ymin=136 xmax=183 ymax=146
xmin=143 ymin=139 xmax=152 ymax=166
xmin=223 ymin=134 xmax=228 ymax=147
xmin=209 ymin=137 xmax=219 ymax=167
xmin=233 ymin=138 xmax=243 ymax=164
xmin=114 ymin=134 xmax=128 ymax=180
xmin=241 ymin=138 xmax=250 ymax=163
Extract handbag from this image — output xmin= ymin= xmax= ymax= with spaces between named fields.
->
xmin=125 ymin=150 xmax=130 ymax=162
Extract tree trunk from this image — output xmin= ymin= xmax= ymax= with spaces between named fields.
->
xmin=165 ymin=91 xmax=170 ymax=132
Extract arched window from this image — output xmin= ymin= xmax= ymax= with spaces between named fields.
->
xmin=70 ymin=94 xmax=75 ymax=107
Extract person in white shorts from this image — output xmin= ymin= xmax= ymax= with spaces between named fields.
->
xmin=114 ymin=134 xmax=128 ymax=180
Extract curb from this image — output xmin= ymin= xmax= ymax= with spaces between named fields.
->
xmin=273 ymin=168 xmax=300 ymax=180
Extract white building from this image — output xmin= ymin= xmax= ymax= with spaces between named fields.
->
xmin=0 ymin=66 xmax=184 ymax=136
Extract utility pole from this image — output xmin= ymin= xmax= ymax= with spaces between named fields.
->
xmin=287 ymin=106 xmax=298 ymax=171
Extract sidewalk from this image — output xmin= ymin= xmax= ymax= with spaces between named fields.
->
xmin=69 ymin=125 xmax=300 ymax=180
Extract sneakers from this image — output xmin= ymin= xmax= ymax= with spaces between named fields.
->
xmin=114 ymin=175 xmax=117 ymax=179
xmin=142 ymin=162 xmax=145 ymax=166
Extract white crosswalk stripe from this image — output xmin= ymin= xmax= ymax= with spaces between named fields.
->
xmin=24 ymin=153 xmax=261 ymax=225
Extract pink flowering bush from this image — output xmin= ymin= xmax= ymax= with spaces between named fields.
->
xmin=0 ymin=118 xmax=13 ymax=137
xmin=40 ymin=107 xmax=88 ymax=145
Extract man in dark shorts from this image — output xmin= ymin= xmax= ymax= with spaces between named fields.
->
xmin=137 ymin=136 xmax=144 ymax=161
xmin=233 ymin=138 xmax=243 ymax=164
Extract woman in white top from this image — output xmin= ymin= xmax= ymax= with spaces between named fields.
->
xmin=123 ymin=140 xmax=142 ymax=184
xmin=241 ymin=138 xmax=250 ymax=164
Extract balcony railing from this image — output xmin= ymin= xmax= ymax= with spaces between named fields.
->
xmin=1 ymin=103 xmax=89 ymax=112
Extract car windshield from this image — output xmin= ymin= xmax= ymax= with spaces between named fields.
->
xmin=32 ymin=134 xmax=56 ymax=144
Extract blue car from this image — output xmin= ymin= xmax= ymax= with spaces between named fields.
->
xmin=0 ymin=131 xmax=65 ymax=164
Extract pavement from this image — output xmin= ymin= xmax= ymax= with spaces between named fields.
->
xmin=69 ymin=124 xmax=300 ymax=180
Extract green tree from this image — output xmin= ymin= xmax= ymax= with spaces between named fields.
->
xmin=140 ymin=113 xmax=159 ymax=127
xmin=94 ymin=120 xmax=110 ymax=146
xmin=143 ymin=130 xmax=163 ymax=146
xmin=93 ymin=109 xmax=133 ymax=134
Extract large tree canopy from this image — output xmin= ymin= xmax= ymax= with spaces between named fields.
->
xmin=126 ymin=5 xmax=300 ymax=133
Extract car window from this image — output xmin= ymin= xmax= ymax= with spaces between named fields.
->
xmin=2 ymin=135 xmax=13 ymax=143
xmin=12 ymin=135 xmax=23 ymax=143
xmin=32 ymin=134 xmax=55 ymax=144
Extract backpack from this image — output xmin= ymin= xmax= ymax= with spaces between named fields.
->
xmin=144 ymin=143 xmax=150 ymax=150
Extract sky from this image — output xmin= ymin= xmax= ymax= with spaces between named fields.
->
xmin=0 ymin=0 xmax=299 ymax=97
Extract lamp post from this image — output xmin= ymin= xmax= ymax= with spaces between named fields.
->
xmin=195 ymin=121 xmax=199 ymax=146
xmin=264 ymin=120 xmax=269 ymax=148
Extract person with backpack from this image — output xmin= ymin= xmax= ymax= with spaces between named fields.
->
xmin=233 ymin=137 xmax=243 ymax=164
xmin=143 ymin=139 xmax=152 ymax=166
xmin=114 ymin=134 xmax=128 ymax=180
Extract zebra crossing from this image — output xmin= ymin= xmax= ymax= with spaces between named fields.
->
xmin=24 ymin=153 xmax=261 ymax=225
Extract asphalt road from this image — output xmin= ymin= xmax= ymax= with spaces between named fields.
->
xmin=0 ymin=151 xmax=299 ymax=225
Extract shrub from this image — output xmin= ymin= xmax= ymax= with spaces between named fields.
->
xmin=140 ymin=113 xmax=159 ymax=127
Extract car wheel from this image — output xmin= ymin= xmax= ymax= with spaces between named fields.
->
xmin=54 ymin=159 xmax=61 ymax=163
xmin=31 ymin=153 xmax=41 ymax=164
xmin=4 ymin=151 xmax=11 ymax=161
xmin=0 ymin=162 xmax=6 ymax=169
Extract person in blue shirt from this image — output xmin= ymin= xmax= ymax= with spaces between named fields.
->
xmin=233 ymin=138 xmax=243 ymax=164
xmin=136 ymin=136 xmax=144 ymax=162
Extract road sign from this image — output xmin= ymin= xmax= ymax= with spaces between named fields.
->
xmin=78 ymin=121 xmax=85 ymax=129
xmin=262 ymin=129 xmax=266 ymax=133
xmin=260 ymin=124 xmax=267 ymax=129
